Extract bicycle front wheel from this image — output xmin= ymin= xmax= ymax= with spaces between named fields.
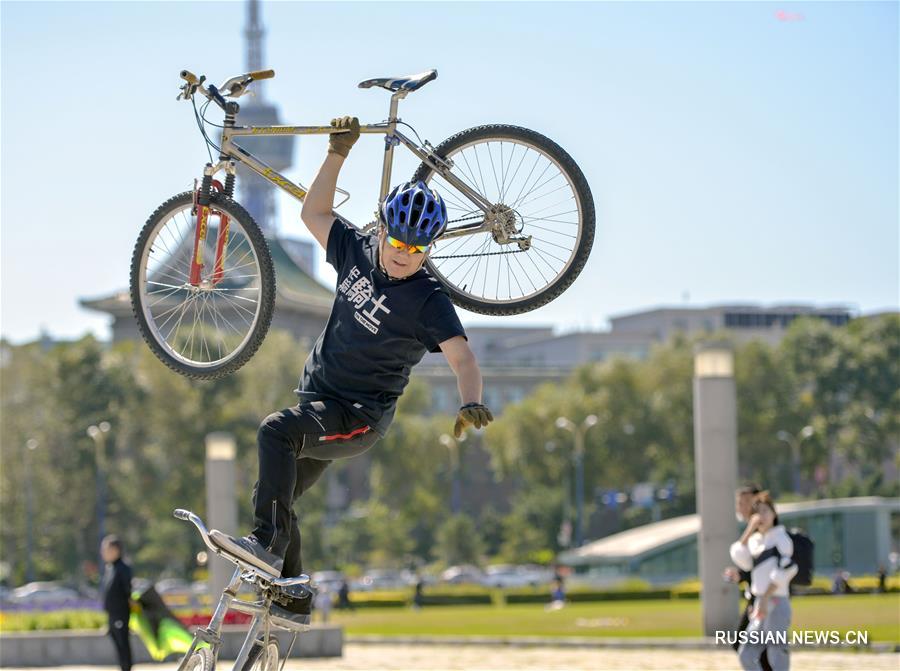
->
xmin=412 ymin=125 xmax=595 ymax=315
xmin=182 ymin=646 xmax=214 ymax=671
xmin=240 ymin=636 xmax=280 ymax=670
xmin=130 ymin=191 xmax=275 ymax=379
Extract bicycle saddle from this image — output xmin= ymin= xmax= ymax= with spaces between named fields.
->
xmin=358 ymin=69 xmax=437 ymax=92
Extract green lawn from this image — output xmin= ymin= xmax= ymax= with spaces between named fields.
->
xmin=329 ymin=593 xmax=900 ymax=643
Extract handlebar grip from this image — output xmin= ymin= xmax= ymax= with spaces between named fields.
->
xmin=173 ymin=508 xmax=192 ymax=520
xmin=180 ymin=70 xmax=199 ymax=85
xmin=249 ymin=69 xmax=275 ymax=81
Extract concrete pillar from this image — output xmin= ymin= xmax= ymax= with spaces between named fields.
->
xmin=205 ymin=432 xmax=238 ymax=600
xmin=874 ymin=507 xmax=891 ymax=569
xmin=693 ymin=343 xmax=739 ymax=636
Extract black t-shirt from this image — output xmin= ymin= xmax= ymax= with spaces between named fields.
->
xmin=295 ymin=219 xmax=466 ymax=435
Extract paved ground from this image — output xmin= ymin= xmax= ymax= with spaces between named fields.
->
xmin=3 ymin=644 xmax=898 ymax=670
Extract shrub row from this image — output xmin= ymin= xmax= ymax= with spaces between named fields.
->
xmin=0 ymin=610 xmax=106 ymax=631
xmin=342 ymin=585 xmax=897 ymax=608
xmin=504 ymin=589 xmax=675 ymax=605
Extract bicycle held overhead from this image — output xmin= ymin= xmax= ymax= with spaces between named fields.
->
xmin=130 ymin=67 xmax=595 ymax=379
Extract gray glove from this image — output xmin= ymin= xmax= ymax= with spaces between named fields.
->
xmin=453 ymin=403 xmax=494 ymax=438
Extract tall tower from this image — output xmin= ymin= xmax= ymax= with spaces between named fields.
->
xmin=234 ymin=0 xmax=294 ymax=237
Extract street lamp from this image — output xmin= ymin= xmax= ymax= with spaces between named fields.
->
xmin=439 ymin=433 xmax=466 ymax=514
xmin=555 ymin=414 xmax=598 ymax=547
xmin=776 ymin=425 xmax=814 ymax=494
xmin=24 ymin=438 xmax=39 ymax=583
xmin=87 ymin=422 xmax=111 ymax=562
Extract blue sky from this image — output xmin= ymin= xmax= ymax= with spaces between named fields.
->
xmin=1 ymin=1 xmax=897 ymax=343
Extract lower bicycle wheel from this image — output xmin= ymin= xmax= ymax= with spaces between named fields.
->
xmin=130 ymin=191 xmax=275 ymax=379
xmin=241 ymin=636 xmax=280 ymax=671
xmin=412 ymin=125 xmax=595 ymax=315
xmin=182 ymin=646 xmax=214 ymax=671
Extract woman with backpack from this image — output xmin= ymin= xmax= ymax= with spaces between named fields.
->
xmin=730 ymin=491 xmax=798 ymax=671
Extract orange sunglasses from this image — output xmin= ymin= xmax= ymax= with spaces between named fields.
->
xmin=386 ymin=235 xmax=430 ymax=255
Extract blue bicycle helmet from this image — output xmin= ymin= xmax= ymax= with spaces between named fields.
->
xmin=380 ymin=180 xmax=448 ymax=248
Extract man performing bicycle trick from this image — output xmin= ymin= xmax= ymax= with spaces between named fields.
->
xmin=216 ymin=116 xmax=493 ymax=628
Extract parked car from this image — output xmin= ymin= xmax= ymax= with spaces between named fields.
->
xmin=482 ymin=564 xmax=554 ymax=589
xmin=9 ymin=582 xmax=82 ymax=606
xmin=400 ymin=569 xmax=437 ymax=587
xmin=481 ymin=564 xmax=523 ymax=588
xmin=355 ymin=569 xmax=406 ymax=591
xmin=518 ymin=564 xmax=555 ymax=587
xmin=440 ymin=565 xmax=484 ymax=585
xmin=311 ymin=570 xmax=346 ymax=593
xmin=155 ymin=578 xmax=192 ymax=596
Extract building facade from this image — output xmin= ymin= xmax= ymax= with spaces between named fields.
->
xmin=558 ymin=497 xmax=900 ymax=586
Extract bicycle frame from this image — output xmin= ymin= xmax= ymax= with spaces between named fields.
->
xmin=173 ymin=509 xmax=305 ymax=670
xmin=214 ymin=91 xmax=494 ymax=241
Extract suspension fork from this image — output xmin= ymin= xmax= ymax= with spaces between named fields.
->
xmin=190 ymin=168 xmax=232 ymax=287
xmin=211 ymin=187 xmax=230 ymax=286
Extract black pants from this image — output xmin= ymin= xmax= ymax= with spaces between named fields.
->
xmin=735 ymin=599 xmax=772 ymax=671
xmin=107 ymin=615 xmax=132 ymax=671
xmin=252 ymin=399 xmax=379 ymax=577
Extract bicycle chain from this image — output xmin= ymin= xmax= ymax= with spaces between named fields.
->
xmin=431 ymin=249 xmax=528 ymax=259
xmin=432 ymin=214 xmax=528 ymax=258
xmin=366 ymin=213 xmax=525 ymax=258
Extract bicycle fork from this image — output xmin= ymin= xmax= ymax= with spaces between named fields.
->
xmin=175 ymin=565 xmax=268 ymax=670
xmin=190 ymin=165 xmax=234 ymax=287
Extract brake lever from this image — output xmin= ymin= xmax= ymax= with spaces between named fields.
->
xmin=218 ymin=75 xmax=256 ymax=99
xmin=177 ymin=74 xmax=206 ymax=101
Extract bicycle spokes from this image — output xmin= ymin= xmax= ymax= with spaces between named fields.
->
xmin=139 ymin=202 xmax=263 ymax=368
xmin=425 ymin=136 xmax=585 ymax=306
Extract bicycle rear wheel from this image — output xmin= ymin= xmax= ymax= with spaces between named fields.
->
xmin=130 ymin=191 xmax=275 ymax=379
xmin=412 ymin=125 xmax=595 ymax=315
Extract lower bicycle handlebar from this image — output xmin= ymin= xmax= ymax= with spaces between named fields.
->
xmin=172 ymin=509 xmax=310 ymax=587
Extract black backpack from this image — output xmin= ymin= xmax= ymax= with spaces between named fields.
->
xmin=751 ymin=527 xmax=815 ymax=587
xmin=787 ymin=528 xmax=814 ymax=586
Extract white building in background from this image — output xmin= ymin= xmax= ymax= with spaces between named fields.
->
xmin=558 ymin=497 xmax=900 ymax=586
xmin=417 ymin=303 xmax=857 ymax=415
xmin=609 ymin=304 xmax=853 ymax=347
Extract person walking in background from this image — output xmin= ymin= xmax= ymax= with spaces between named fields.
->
xmin=413 ymin=576 xmax=425 ymax=610
xmin=547 ymin=577 xmax=566 ymax=610
xmin=831 ymin=570 xmax=854 ymax=594
xmin=314 ymin=586 xmax=333 ymax=623
xmin=723 ymin=483 xmax=772 ymax=671
xmin=730 ymin=492 xmax=797 ymax=671
xmin=337 ymin=579 xmax=353 ymax=611
xmin=100 ymin=535 xmax=133 ymax=671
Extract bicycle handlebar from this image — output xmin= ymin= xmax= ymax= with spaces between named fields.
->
xmin=180 ymin=70 xmax=199 ymax=85
xmin=173 ymin=508 xmax=213 ymax=550
xmin=173 ymin=508 xmax=311 ymax=591
xmin=178 ymin=68 xmax=276 ymax=107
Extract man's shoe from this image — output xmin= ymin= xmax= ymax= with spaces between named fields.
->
xmin=269 ymin=584 xmax=313 ymax=631
xmin=208 ymin=531 xmax=284 ymax=575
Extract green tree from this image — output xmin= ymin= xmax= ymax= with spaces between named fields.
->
xmin=435 ymin=514 xmax=484 ymax=566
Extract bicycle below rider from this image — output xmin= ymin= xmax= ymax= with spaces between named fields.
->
xmin=216 ymin=116 xmax=493 ymax=628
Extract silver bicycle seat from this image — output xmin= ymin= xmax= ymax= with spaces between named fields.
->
xmin=358 ymin=69 xmax=437 ymax=92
